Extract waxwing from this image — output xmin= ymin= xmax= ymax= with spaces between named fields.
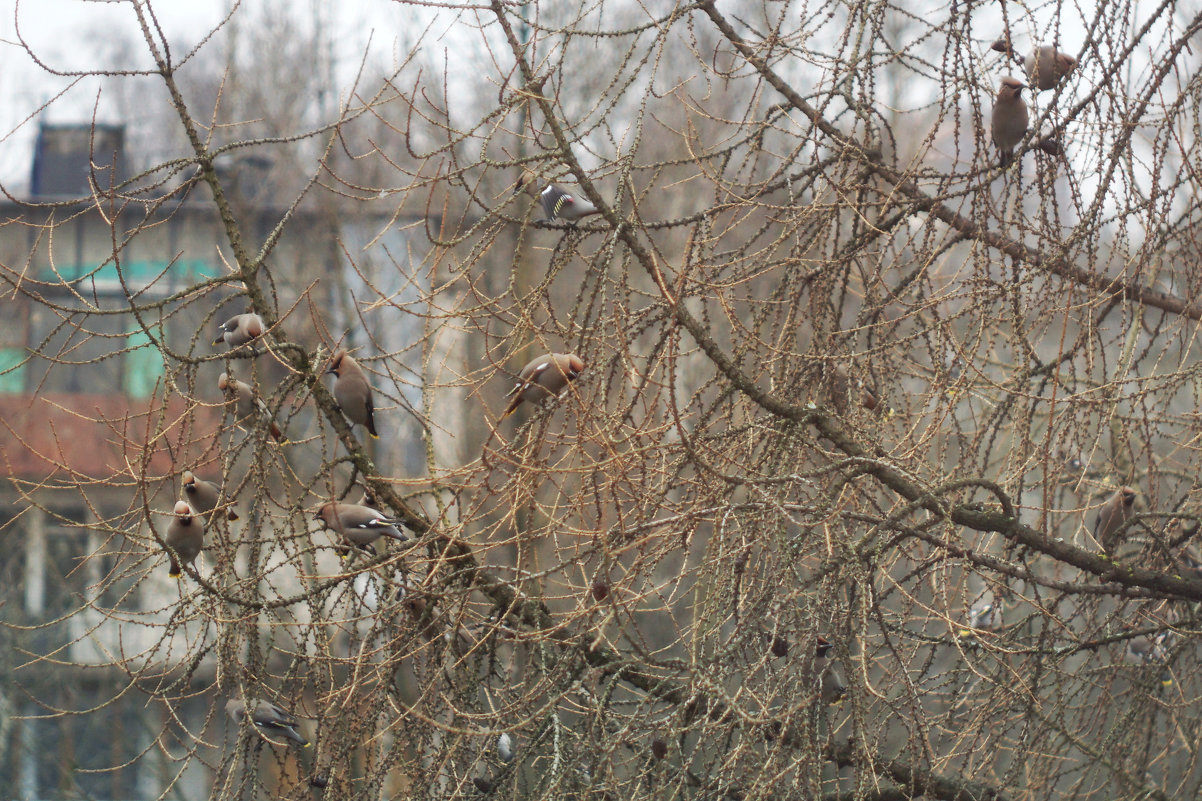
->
xmin=315 ymin=501 xmax=407 ymax=556
xmin=213 ymin=312 xmax=264 ymax=349
xmin=826 ymin=366 xmax=886 ymax=414
xmin=327 ymin=349 xmax=377 ymax=438
xmin=1125 ymin=631 xmax=1173 ymax=687
xmin=181 ymin=470 xmax=239 ymax=526
xmin=1095 ymin=487 xmax=1137 ymax=553
xmin=218 ymin=372 xmax=284 ymax=442
xmin=165 ymin=500 xmax=204 ymax=578
xmin=226 ymin=698 xmax=309 ymax=746
xmin=959 ymin=589 xmax=1003 ymax=637
xmin=815 ymin=638 xmax=846 ymax=706
xmin=502 ymin=352 xmax=585 ymax=417
xmin=992 ymin=78 xmax=1029 ymax=166
xmin=1024 ymin=46 xmax=1076 ymax=92
xmin=516 ymin=168 xmax=601 ymax=222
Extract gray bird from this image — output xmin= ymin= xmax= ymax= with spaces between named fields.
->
xmin=815 ymin=637 xmax=846 ymax=705
xmin=1126 ymin=631 xmax=1173 ymax=687
xmin=327 ymin=349 xmax=377 ymax=438
xmin=1095 ymin=487 xmax=1137 ymax=553
xmin=182 ymin=470 xmax=239 ymax=526
xmin=502 ymin=352 xmax=586 ymax=417
xmin=1024 ymin=46 xmax=1076 ymax=92
xmin=165 ymin=500 xmax=204 ymax=578
xmin=226 ymin=698 xmax=310 ymax=746
xmin=959 ymin=589 xmax=1003 ymax=637
xmin=213 ymin=312 xmax=264 ymax=349
xmin=315 ymin=501 xmax=408 ymax=556
xmin=218 ymin=372 xmax=284 ymax=442
xmin=991 ymin=77 xmax=1029 ymax=166
xmin=516 ymin=169 xmax=601 ymax=223
xmin=497 ymin=732 xmax=515 ymax=763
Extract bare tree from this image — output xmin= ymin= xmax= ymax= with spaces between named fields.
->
xmin=3 ymin=0 xmax=1202 ymax=799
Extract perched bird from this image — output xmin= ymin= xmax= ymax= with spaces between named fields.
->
xmin=327 ymin=349 xmax=378 ymax=438
xmin=315 ymin=501 xmax=408 ymax=556
xmin=991 ymin=39 xmax=1076 ymax=93
xmin=213 ymin=311 xmax=264 ymax=349
xmin=516 ymin=168 xmax=601 ymax=223
xmin=165 ymin=501 xmax=204 ymax=578
xmin=1125 ymin=631 xmax=1173 ymax=687
xmin=226 ymin=698 xmax=310 ymax=746
xmin=502 ymin=352 xmax=586 ymax=417
xmin=1024 ymin=46 xmax=1076 ymax=92
xmin=1095 ymin=487 xmax=1137 ymax=553
xmin=181 ymin=470 xmax=239 ymax=526
xmin=826 ymin=367 xmax=885 ymax=415
xmin=992 ymin=78 xmax=1029 ymax=166
xmin=497 ymin=732 xmax=515 ymax=763
xmin=218 ymin=372 xmax=284 ymax=442
xmin=815 ymin=637 xmax=846 ymax=705
xmin=959 ymin=589 xmax=1003 ymax=637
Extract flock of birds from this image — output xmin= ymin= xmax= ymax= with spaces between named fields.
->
xmin=162 ymin=211 xmax=591 ymax=743
xmin=989 ymin=40 xmax=1077 ymax=163
xmin=160 ymin=60 xmax=1187 ymax=745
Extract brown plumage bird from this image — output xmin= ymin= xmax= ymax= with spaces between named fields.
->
xmin=226 ymin=698 xmax=310 ymax=746
xmin=213 ymin=312 xmax=264 ymax=349
xmin=165 ymin=500 xmax=204 ymax=578
xmin=1095 ymin=487 xmax=1137 ymax=553
xmin=991 ymin=77 xmax=1029 ymax=166
xmin=826 ymin=367 xmax=885 ymax=414
xmin=218 ymin=372 xmax=284 ymax=442
xmin=182 ymin=470 xmax=239 ymax=526
xmin=327 ymin=349 xmax=378 ymax=438
xmin=1024 ymin=46 xmax=1076 ymax=92
xmin=315 ymin=501 xmax=408 ymax=556
xmin=502 ymin=352 xmax=586 ymax=417
xmin=516 ymin=168 xmax=601 ymax=223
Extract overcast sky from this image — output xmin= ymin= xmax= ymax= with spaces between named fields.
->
xmin=0 ymin=0 xmax=414 ymax=188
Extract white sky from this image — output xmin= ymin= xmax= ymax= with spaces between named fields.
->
xmin=0 ymin=0 xmax=414 ymax=189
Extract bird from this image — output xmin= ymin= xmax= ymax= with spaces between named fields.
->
xmin=992 ymin=77 xmax=1029 ymax=166
xmin=1024 ymin=46 xmax=1076 ymax=92
xmin=218 ymin=372 xmax=284 ymax=442
xmin=1094 ymin=487 xmax=1137 ymax=553
xmin=314 ymin=501 xmax=408 ymax=557
xmin=515 ymin=168 xmax=601 ymax=223
xmin=825 ymin=366 xmax=885 ymax=415
xmin=213 ymin=311 xmax=264 ymax=349
xmin=181 ymin=470 xmax=239 ymax=526
xmin=1125 ymin=631 xmax=1173 ymax=687
xmin=497 ymin=732 xmax=515 ymax=763
xmin=327 ymin=349 xmax=378 ymax=438
xmin=959 ymin=589 xmax=1003 ymax=637
xmin=502 ymin=352 xmax=585 ymax=417
xmin=226 ymin=698 xmax=310 ymax=746
xmin=165 ymin=500 xmax=204 ymax=578
xmin=815 ymin=637 xmax=846 ymax=705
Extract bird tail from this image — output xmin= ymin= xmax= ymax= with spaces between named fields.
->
xmin=212 ymin=335 xmax=226 ymax=346
xmin=169 ymin=561 xmax=182 ymax=578
xmin=227 ymin=509 xmax=240 ymax=522
xmin=502 ymin=396 xmax=522 ymax=418
xmin=269 ymin=422 xmax=285 ymax=443
xmin=285 ymin=728 xmax=310 ymax=747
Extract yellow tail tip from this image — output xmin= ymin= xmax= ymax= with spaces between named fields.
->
xmin=169 ymin=571 xmax=182 ymax=578
xmin=370 ymin=433 xmax=380 ymax=439
xmin=958 ymin=629 xmax=973 ymax=638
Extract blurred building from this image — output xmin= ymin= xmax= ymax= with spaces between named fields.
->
xmin=0 ymin=122 xmax=435 ymax=800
